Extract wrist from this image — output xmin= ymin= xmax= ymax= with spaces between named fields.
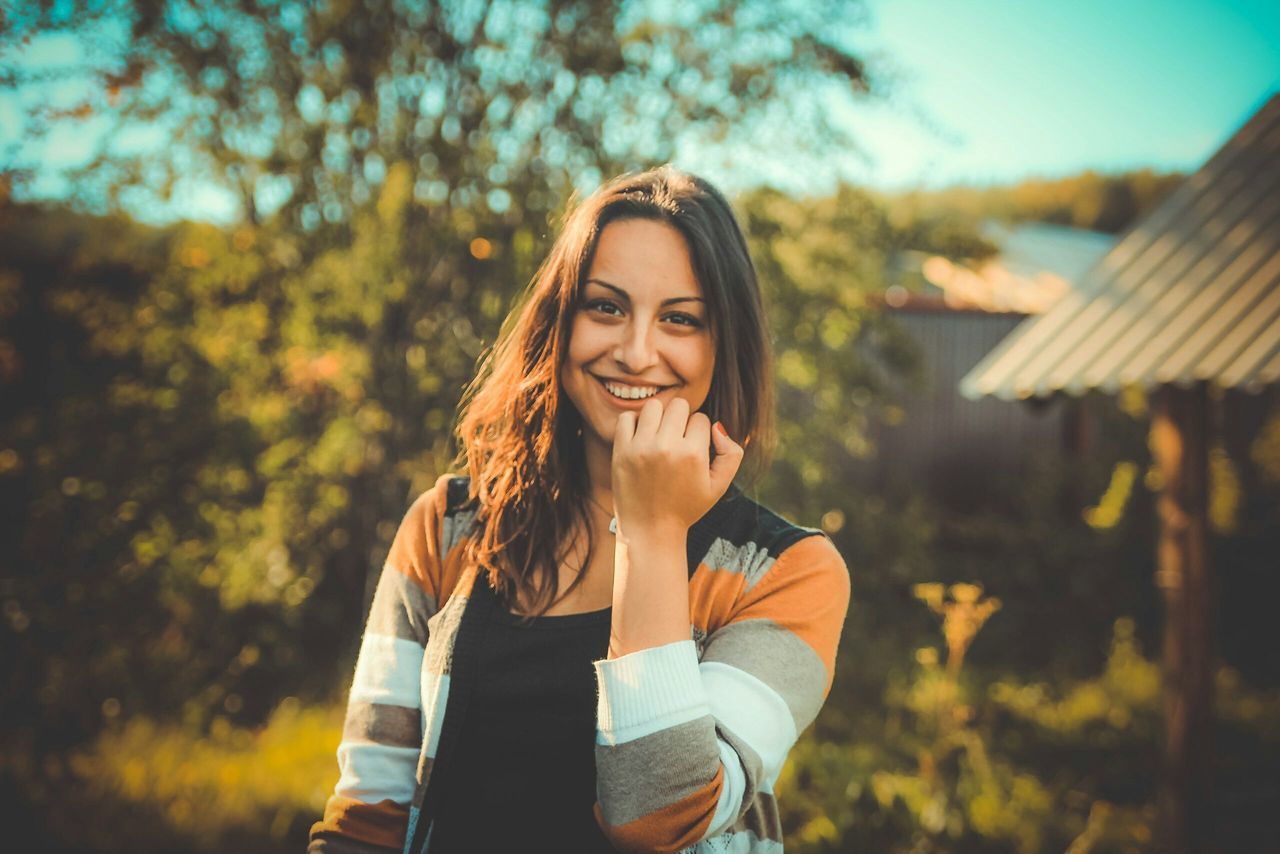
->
xmin=615 ymin=518 xmax=688 ymax=548
xmin=609 ymin=524 xmax=691 ymax=658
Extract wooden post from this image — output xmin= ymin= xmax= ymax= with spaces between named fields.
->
xmin=1061 ymin=393 xmax=1092 ymax=514
xmin=1150 ymin=383 xmax=1213 ymax=852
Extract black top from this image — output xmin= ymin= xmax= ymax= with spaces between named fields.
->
xmin=426 ymin=576 xmax=616 ymax=852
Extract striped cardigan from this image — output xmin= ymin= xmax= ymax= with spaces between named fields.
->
xmin=309 ymin=474 xmax=850 ymax=853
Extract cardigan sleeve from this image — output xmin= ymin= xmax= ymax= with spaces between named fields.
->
xmin=591 ymin=533 xmax=850 ymax=853
xmin=308 ymin=476 xmax=454 ymax=853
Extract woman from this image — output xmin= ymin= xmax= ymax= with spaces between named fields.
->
xmin=309 ymin=166 xmax=850 ymax=853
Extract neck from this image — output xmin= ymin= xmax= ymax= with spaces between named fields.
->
xmin=582 ymin=431 xmax=615 ymax=513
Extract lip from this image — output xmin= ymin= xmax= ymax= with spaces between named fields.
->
xmin=591 ymin=374 xmax=674 ymax=408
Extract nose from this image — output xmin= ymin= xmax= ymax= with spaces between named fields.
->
xmin=612 ymin=318 xmax=659 ymax=373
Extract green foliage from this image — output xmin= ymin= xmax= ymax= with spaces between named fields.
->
xmin=739 ymin=182 xmax=991 ymax=525
xmin=3 ymin=0 xmax=877 ymax=224
xmin=777 ymin=602 xmax=1279 ymax=853
xmin=4 ymin=700 xmax=342 ymax=853
xmin=881 ymin=169 xmax=1185 ymax=236
xmin=82 ymin=702 xmax=339 ymax=842
xmin=988 ymin=618 xmax=1159 ymax=735
xmin=39 ymin=609 xmax=1263 ymax=854
xmin=30 ymin=611 xmax=1273 ymax=854
xmin=766 ymin=380 xmax=1280 ymax=851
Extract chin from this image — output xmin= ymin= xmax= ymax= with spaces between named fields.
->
xmin=589 ymin=414 xmax=620 ymax=445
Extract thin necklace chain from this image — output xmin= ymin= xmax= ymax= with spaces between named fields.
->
xmin=586 ymin=492 xmax=618 ymax=535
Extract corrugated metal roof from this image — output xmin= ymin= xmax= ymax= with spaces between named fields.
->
xmin=961 ymin=92 xmax=1280 ymax=400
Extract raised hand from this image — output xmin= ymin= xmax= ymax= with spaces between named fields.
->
xmin=611 ymin=396 xmax=745 ymax=541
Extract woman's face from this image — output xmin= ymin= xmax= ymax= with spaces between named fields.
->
xmin=560 ymin=217 xmax=715 ymax=450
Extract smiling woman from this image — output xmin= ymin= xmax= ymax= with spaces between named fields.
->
xmin=562 ymin=218 xmax=715 ymax=461
xmin=309 ymin=166 xmax=851 ymax=854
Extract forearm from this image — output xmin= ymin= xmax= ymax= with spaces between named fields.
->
xmin=608 ymin=525 xmax=691 ymax=658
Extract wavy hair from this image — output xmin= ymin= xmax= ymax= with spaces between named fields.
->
xmin=454 ymin=165 xmax=774 ymax=617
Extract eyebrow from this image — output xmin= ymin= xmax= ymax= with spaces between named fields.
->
xmin=585 ymin=278 xmax=706 ymax=307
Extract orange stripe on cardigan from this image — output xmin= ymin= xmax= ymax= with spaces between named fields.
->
xmin=385 ymin=473 xmax=475 ymax=604
xmin=594 ymin=764 xmax=724 ymax=854
xmin=727 ymin=534 xmax=849 ymax=691
xmin=687 ymin=560 xmax=748 ymax=634
xmin=310 ymin=795 xmax=407 ymax=851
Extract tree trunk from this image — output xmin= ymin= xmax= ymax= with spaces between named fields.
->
xmin=1151 ymin=383 xmax=1214 ymax=852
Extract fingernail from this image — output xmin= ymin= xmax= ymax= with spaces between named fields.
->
xmin=713 ymin=421 xmax=727 ymax=438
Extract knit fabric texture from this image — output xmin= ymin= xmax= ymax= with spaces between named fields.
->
xmin=308 ymin=474 xmax=851 ymax=854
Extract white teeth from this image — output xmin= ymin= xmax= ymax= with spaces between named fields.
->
xmin=603 ymin=381 xmax=660 ymax=400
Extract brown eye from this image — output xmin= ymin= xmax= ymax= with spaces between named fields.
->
xmin=584 ymin=298 xmax=623 ymax=316
xmin=666 ymin=312 xmax=703 ymax=328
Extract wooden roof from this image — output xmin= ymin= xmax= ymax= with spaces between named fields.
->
xmin=961 ymin=92 xmax=1280 ymax=400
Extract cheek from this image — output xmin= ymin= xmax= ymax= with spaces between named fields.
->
xmin=678 ymin=339 xmax=716 ymax=401
xmin=691 ymin=339 xmax=716 ymax=384
xmin=561 ymin=321 xmax=603 ymax=400
xmin=566 ymin=319 xmax=607 ymax=365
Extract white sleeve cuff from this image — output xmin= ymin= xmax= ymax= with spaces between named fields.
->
xmin=594 ymin=639 xmax=710 ymax=746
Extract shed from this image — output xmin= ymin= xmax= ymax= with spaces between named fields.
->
xmin=960 ymin=92 xmax=1280 ymax=851
xmin=862 ymin=223 xmax=1114 ymax=497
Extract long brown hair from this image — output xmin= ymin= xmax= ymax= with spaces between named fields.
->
xmin=454 ymin=165 xmax=774 ymax=617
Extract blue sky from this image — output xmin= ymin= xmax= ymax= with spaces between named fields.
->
xmin=1 ymin=0 xmax=1277 ymax=223
xmin=841 ymin=0 xmax=1279 ymax=188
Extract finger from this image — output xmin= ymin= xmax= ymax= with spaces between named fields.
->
xmin=684 ymin=412 xmax=712 ymax=473
xmin=634 ymin=397 xmax=664 ymax=441
xmin=709 ymin=420 xmax=745 ymax=491
xmin=614 ymin=411 xmax=637 ymax=451
xmin=684 ymin=411 xmax=712 ymax=453
xmin=657 ymin=396 xmax=690 ymax=445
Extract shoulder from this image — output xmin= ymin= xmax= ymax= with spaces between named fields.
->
xmin=386 ymin=474 xmax=477 ymax=596
xmin=439 ymin=473 xmax=474 ymax=514
xmin=408 ymin=472 xmax=473 ymax=515
xmin=709 ymin=487 xmax=825 ymax=553
xmin=690 ymin=486 xmax=846 ymax=592
xmin=695 ymin=490 xmax=850 ymax=694
xmin=405 ymin=473 xmax=476 ymax=543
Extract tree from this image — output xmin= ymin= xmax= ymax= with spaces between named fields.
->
xmin=881 ymin=169 xmax=1184 ymax=236
xmin=3 ymin=0 xmax=875 ymax=228
xmin=1 ymin=0 xmax=883 ymax=741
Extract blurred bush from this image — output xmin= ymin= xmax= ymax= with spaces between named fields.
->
xmin=777 ymin=602 xmax=1279 ymax=853
xmin=4 ymin=700 xmax=340 ymax=853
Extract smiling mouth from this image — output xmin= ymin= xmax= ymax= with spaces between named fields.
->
xmin=594 ymin=375 xmax=673 ymax=401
